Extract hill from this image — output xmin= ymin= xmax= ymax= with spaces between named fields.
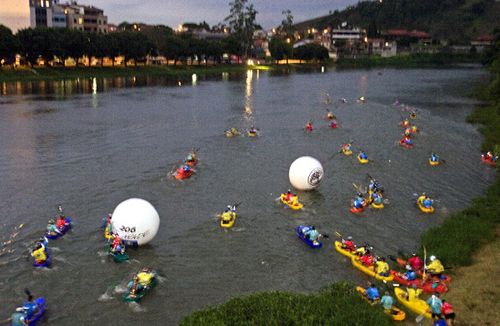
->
xmin=294 ymin=0 xmax=500 ymax=42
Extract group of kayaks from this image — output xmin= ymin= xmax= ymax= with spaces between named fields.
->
xmin=334 ymin=240 xmax=453 ymax=321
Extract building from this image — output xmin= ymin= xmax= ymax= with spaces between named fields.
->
xmin=29 ymin=0 xmax=108 ymax=33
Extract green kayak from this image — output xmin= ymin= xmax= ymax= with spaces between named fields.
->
xmin=107 ymin=244 xmax=129 ymax=263
xmin=123 ymin=275 xmax=157 ymax=302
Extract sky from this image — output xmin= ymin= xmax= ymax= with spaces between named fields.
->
xmin=0 ymin=0 xmax=358 ymax=32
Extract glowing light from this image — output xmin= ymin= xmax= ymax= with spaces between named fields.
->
xmin=92 ymin=77 xmax=97 ymax=94
xmin=247 ymin=59 xmax=255 ymax=66
xmin=244 ymin=70 xmax=253 ymax=120
xmin=321 ymin=66 xmax=325 ymax=73
xmin=192 ymin=73 xmax=197 ymax=86
xmin=384 ymin=42 xmax=389 ymax=47
xmin=222 ymin=72 xmax=229 ymax=81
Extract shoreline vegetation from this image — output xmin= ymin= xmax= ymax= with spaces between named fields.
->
xmin=0 ymin=53 xmax=483 ymax=83
xmin=179 ymin=56 xmax=500 ymax=323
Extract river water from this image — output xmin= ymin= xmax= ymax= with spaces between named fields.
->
xmin=0 ymin=66 xmax=495 ymax=325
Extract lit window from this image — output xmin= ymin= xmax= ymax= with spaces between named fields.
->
xmin=79 ymin=18 xmax=83 ymax=24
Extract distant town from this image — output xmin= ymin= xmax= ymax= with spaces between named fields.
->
xmin=0 ymin=0 xmax=496 ymax=68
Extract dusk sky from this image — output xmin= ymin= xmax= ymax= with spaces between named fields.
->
xmin=0 ymin=0 xmax=358 ymax=32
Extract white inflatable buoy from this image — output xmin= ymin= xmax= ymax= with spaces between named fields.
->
xmin=112 ymin=198 xmax=160 ymax=246
xmin=289 ymin=156 xmax=324 ymax=190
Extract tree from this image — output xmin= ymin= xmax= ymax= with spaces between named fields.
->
xmin=294 ymin=43 xmax=329 ymax=62
xmin=225 ymin=0 xmax=259 ymax=58
xmin=280 ymin=9 xmax=294 ymax=39
xmin=0 ymin=25 xmax=17 ymax=65
xmin=269 ymin=37 xmax=292 ymax=64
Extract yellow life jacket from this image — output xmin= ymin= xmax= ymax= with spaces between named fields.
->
xmin=32 ymin=247 xmax=46 ymax=262
xmin=376 ymin=261 xmax=389 ymax=274
xmin=407 ymin=288 xmax=422 ymax=301
xmin=221 ymin=211 xmax=233 ymax=222
xmin=427 ymin=260 xmax=444 ymax=273
xmin=137 ymin=272 xmax=153 ymax=286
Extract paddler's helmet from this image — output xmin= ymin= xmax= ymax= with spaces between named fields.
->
xmin=48 ymin=219 xmax=55 ymax=224
xmin=357 ymin=193 xmax=363 ymax=197
xmin=412 ymin=253 xmax=417 ymax=256
xmin=347 ymin=236 xmax=352 ymax=240
xmin=430 ymin=255 xmax=436 ymax=261
xmin=406 ymin=264 xmax=412 ymax=271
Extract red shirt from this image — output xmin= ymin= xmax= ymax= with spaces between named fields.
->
xmin=408 ymin=256 xmax=423 ymax=270
xmin=441 ymin=302 xmax=454 ymax=315
xmin=56 ymin=218 xmax=66 ymax=229
xmin=360 ymin=255 xmax=373 ymax=266
xmin=343 ymin=240 xmax=355 ymax=251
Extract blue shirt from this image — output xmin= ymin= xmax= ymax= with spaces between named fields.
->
xmin=381 ymin=295 xmax=394 ymax=310
xmin=366 ymin=287 xmax=379 ymax=300
xmin=405 ymin=270 xmax=417 ymax=281
xmin=360 ymin=153 xmax=367 ymax=159
xmin=423 ymin=199 xmax=433 ymax=208
xmin=426 ymin=296 xmax=443 ymax=314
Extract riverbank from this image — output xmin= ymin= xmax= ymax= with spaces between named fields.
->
xmin=337 ymin=53 xmax=480 ymax=68
xmin=0 ymin=65 xmax=264 ymax=83
xmin=180 ymin=282 xmax=392 ymax=325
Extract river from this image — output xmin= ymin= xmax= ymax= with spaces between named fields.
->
xmin=0 ymin=66 xmax=495 ymax=325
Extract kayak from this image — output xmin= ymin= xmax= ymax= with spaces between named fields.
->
xmin=351 ymin=257 xmax=394 ymax=282
xmin=399 ymin=141 xmax=413 ymax=149
xmin=350 ymin=206 xmax=365 ymax=214
xmin=295 ymin=225 xmax=322 ymax=249
xmin=371 ymin=202 xmax=384 ymax=209
xmin=357 ymin=155 xmax=369 ymax=164
xmin=247 ymin=131 xmax=258 ymax=137
xmin=11 ymin=297 xmax=46 ymax=326
xmin=108 ymin=245 xmax=129 ymax=263
xmin=123 ymin=274 xmax=157 ymax=302
xmin=225 ymin=129 xmax=240 ymax=137
xmin=342 ymin=148 xmax=353 ymax=156
xmin=175 ymin=169 xmax=193 ymax=180
xmin=334 ymin=241 xmax=357 ymax=259
xmin=220 ymin=212 xmax=236 ymax=228
xmin=395 ymin=258 xmax=452 ymax=284
xmin=355 ymin=287 xmax=406 ymax=321
xmin=104 ymin=227 xmax=113 ymax=240
xmin=390 ymin=270 xmax=448 ymax=294
xmin=46 ymin=217 xmax=72 ymax=240
xmin=394 ymin=287 xmax=432 ymax=320
xmin=429 ymin=159 xmax=440 ymax=166
xmin=330 ymin=122 xmax=337 ymax=129
xmin=481 ymin=155 xmax=497 ymax=167
xmin=280 ymin=194 xmax=303 ymax=210
xmin=417 ymin=196 xmax=434 ymax=213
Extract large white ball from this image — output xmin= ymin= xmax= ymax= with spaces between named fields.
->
xmin=112 ymin=198 xmax=160 ymax=246
xmin=289 ymin=156 xmax=324 ymax=190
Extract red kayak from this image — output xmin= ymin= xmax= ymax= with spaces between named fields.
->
xmin=390 ymin=270 xmax=448 ymax=294
xmin=481 ymin=155 xmax=497 ymax=167
xmin=399 ymin=140 xmax=413 ymax=148
xmin=396 ymin=258 xmax=452 ymax=284
xmin=350 ymin=206 xmax=365 ymax=214
xmin=175 ymin=168 xmax=193 ymax=180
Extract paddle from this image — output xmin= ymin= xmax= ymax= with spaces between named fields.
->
xmin=415 ymin=312 xmax=426 ymax=323
xmin=422 ymin=245 xmax=427 ymax=281
xmin=335 ymin=231 xmax=342 ymax=238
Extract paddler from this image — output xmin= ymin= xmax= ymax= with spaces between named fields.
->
xmin=422 ymin=195 xmax=433 ymax=209
xmin=111 ymin=233 xmax=125 ymax=254
xmin=185 ymin=151 xmax=197 ymax=164
xmin=375 ymin=257 xmax=390 ymax=277
xmin=441 ymin=300 xmax=456 ymax=325
xmin=55 ymin=214 xmax=67 ymax=229
xmin=353 ymin=193 xmax=366 ymax=209
xmin=427 ymin=292 xmax=443 ymax=320
xmin=359 ymin=151 xmax=368 ymax=161
xmin=20 ymin=292 xmax=38 ymax=324
xmin=46 ymin=219 xmax=61 ymax=236
xmin=220 ymin=207 xmax=235 ymax=224
xmin=248 ymin=126 xmax=258 ymax=136
xmin=326 ymin=110 xmax=335 ymax=120
xmin=360 ymin=250 xmax=374 ymax=266
xmin=305 ymin=226 xmax=320 ymax=245
xmin=330 ymin=119 xmax=338 ymax=128
xmin=364 ymin=283 xmax=380 ymax=302
xmin=305 ymin=121 xmax=313 ymax=132
xmin=31 ymin=239 xmax=47 ymax=265
xmin=430 ymin=153 xmax=440 ymax=163
xmin=401 ymin=135 xmax=412 ymax=146
xmin=401 ymin=119 xmax=410 ymax=127
xmin=341 ymin=143 xmax=352 ymax=153
xmin=128 ymin=268 xmax=155 ymax=295
xmin=403 ymin=265 xmax=417 ymax=281
xmin=406 ymin=284 xmax=422 ymax=301
xmin=341 ymin=236 xmax=356 ymax=251
xmin=370 ymin=191 xmax=383 ymax=206
xmin=426 ymin=255 xmax=445 ymax=280
xmin=407 ymin=253 xmax=424 ymax=271
xmin=284 ymin=190 xmax=294 ymax=202
xmin=381 ymin=291 xmax=395 ymax=311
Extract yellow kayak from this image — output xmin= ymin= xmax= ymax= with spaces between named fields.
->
xmin=104 ymin=229 xmax=113 ymax=240
xmin=428 ymin=159 xmax=440 ymax=166
xmin=247 ymin=131 xmax=258 ymax=137
xmin=334 ymin=241 xmax=357 ymax=259
xmin=394 ymin=287 xmax=431 ymax=320
xmin=417 ymin=196 xmax=435 ymax=213
xmin=356 ymin=287 xmax=406 ymax=321
xmin=280 ymin=194 xmax=303 ymax=210
xmin=342 ymin=148 xmax=353 ymax=156
xmin=351 ymin=257 xmax=394 ymax=282
xmin=357 ymin=155 xmax=369 ymax=164
xmin=371 ymin=202 xmax=384 ymax=209
xmin=220 ymin=212 xmax=236 ymax=228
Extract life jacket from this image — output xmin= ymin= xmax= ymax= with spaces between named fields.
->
xmin=360 ymin=254 xmax=373 ymax=266
xmin=407 ymin=288 xmax=422 ymax=301
xmin=137 ymin=272 xmax=154 ymax=286
xmin=405 ymin=270 xmax=417 ymax=281
xmin=423 ymin=199 xmax=432 ymax=208
xmin=376 ymin=261 xmax=389 ymax=274
xmin=343 ymin=240 xmax=355 ymax=251
xmin=428 ymin=259 xmax=444 ymax=273
xmin=221 ymin=211 xmax=233 ymax=222
xmin=285 ymin=193 xmax=294 ymax=202
xmin=408 ymin=256 xmax=423 ymax=270
xmin=56 ymin=218 xmax=66 ymax=229
xmin=32 ymin=247 xmax=46 ymax=262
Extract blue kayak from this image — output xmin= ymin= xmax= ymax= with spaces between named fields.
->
xmin=45 ymin=217 xmax=72 ymax=240
xmin=296 ymin=225 xmax=322 ymax=249
xmin=11 ymin=297 xmax=46 ymax=326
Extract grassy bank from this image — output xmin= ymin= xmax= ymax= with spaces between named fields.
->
xmin=180 ymin=282 xmax=392 ymax=325
xmin=0 ymin=65 xmax=262 ymax=83
xmin=336 ymin=53 xmax=480 ymax=68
